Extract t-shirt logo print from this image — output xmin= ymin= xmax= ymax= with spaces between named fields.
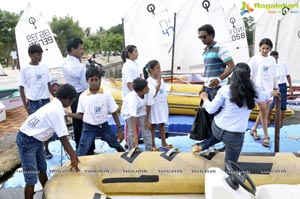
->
xmin=263 ymin=65 xmax=269 ymax=72
xmin=28 ymin=116 xmax=40 ymax=128
xmin=36 ymin=74 xmax=42 ymax=80
xmin=94 ymin=105 xmax=102 ymax=114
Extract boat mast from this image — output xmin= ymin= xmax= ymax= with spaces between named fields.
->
xmin=170 ymin=12 xmax=176 ymax=83
xmin=274 ymin=19 xmax=281 ymax=51
xmin=274 ymin=18 xmax=281 ymax=152
xmin=122 ymin=18 xmax=125 ymax=49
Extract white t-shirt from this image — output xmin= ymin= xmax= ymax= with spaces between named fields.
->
xmin=20 ymin=98 xmax=69 ymax=141
xmin=147 ymin=77 xmax=168 ymax=124
xmin=77 ymin=88 xmax=118 ymax=125
xmin=276 ymin=61 xmax=290 ymax=84
xmin=11 ymin=51 xmax=17 ymax=59
xmin=19 ymin=63 xmax=51 ymax=100
xmin=121 ymin=90 xmax=154 ymax=120
xmin=248 ymin=54 xmax=277 ymax=92
xmin=121 ymin=59 xmax=142 ymax=98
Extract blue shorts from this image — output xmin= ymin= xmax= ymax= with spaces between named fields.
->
xmin=77 ymin=122 xmax=122 ymax=156
xmin=16 ymin=131 xmax=47 ymax=185
xmin=270 ymin=83 xmax=287 ymax=110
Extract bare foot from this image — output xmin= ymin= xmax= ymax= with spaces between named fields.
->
xmin=152 ymin=147 xmax=159 ymax=152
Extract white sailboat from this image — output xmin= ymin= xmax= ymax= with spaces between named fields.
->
xmin=123 ymin=0 xmax=175 ymax=72
xmin=15 ymin=2 xmax=63 ymax=75
xmin=173 ymin=0 xmax=232 ymax=74
xmin=276 ymin=11 xmax=300 ymax=111
xmin=254 ymin=0 xmax=298 ymax=54
xmin=0 ymin=3 xmax=64 ymax=111
xmin=124 ymin=0 xmax=250 ymax=80
xmin=225 ymin=4 xmax=250 ymax=63
xmin=254 ymin=0 xmax=300 ymax=110
xmin=276 ymin=10 xmax=300 ymax=84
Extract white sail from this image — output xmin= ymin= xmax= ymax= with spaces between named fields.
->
xmin=225 ymin=4 xmax=250 ymax=63
xmin=254 ymin=0 xmax=300 ymax=83
xmin=123 ymin=0 xmax=175 ymax=72
xmin=254 ymin=0 xmax=295 ymax=54
xmin=276 ymin=12 xmax=300 ymax=84
xmin=15 ymin=3 xmax=63 ymax=70
xmin=173 ymin=0 xmax=234 ymax=73
xmin=254 ymin=10 xmax=280 ymax=54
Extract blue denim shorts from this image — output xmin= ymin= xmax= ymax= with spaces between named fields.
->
xmin=16 ymin=131 xmax=47 ymax=185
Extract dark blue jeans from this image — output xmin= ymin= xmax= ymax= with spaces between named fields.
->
xmin=77 ymin=122 xmax=124 ymax=156
xmin=200 ymin=120 xmax=244 ymax=163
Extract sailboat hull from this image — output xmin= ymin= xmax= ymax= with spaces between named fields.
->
xmin=102 ymin=79 xmax=294 ymax=119
xmin=0 ymin=88 xmax=22 ymax=110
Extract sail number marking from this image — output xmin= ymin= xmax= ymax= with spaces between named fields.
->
xmin=26 ymin=29 xmax=54 ymax=46
xmin=228 ymin=26 xmax=246 ymax=41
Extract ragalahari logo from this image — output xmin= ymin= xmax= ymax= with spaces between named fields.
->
xmin=240 ymin=2 xmax=254 ymax=15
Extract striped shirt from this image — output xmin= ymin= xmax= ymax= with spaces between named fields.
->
xmin=203 ymin=42 xmax=233 ymax=87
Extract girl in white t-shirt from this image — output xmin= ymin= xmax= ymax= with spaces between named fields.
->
xmin=143 ymin=60 xmax=172 ymax=151
xmin=121 ymin=45 xmax=142 ymax=98
xmin=248 ymin=38 xmax=277 ymax=147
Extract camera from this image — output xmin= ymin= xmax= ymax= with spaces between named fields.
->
xmin=87 ymin=58 xmax=106 ymax=77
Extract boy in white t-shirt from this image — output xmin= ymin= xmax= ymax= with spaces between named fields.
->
xmin=16 ymin=84 xmax=80 ymax=199
xmin=269 ymin=51 xmax=293 ymax=127
xmin=19 ymin=44 xmax=55 ymax=159
xmin=121 ymin=78 xmax=153 ymax=151
xmin=66 ymin=67 xmax=125 ymax=155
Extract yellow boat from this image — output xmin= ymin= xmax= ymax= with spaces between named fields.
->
xmin=101 ymin=79 xmax=294 ymax=120
xmin=44 ymin=150 xmax=300 ymax=198
xmin=102 ymin=79 xmax=201 ymax=116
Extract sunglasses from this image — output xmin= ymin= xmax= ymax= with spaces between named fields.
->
xmin=198 ymin=35 xmax=208 ymax=40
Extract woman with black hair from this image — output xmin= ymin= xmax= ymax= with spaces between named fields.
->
xmin=249 ymin=38 xmax=278 ymax=147
xmin=193 ymin=62 xmax=280 ymax=164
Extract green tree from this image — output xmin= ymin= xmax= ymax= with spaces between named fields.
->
xmin=50 ymin=16 xmax=85 ymax=56
xmin=243 ymin=16 xmax=255 ymax=57
xmin=0 ymin=10 xmax=20 ymax=66
xmin=101 ymin=32 xmax=123 ymax=62
xmin=106 ymin=24 xmax=123 ymax=35
xmin=83 ymin=34 xmax=101 ymax=55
